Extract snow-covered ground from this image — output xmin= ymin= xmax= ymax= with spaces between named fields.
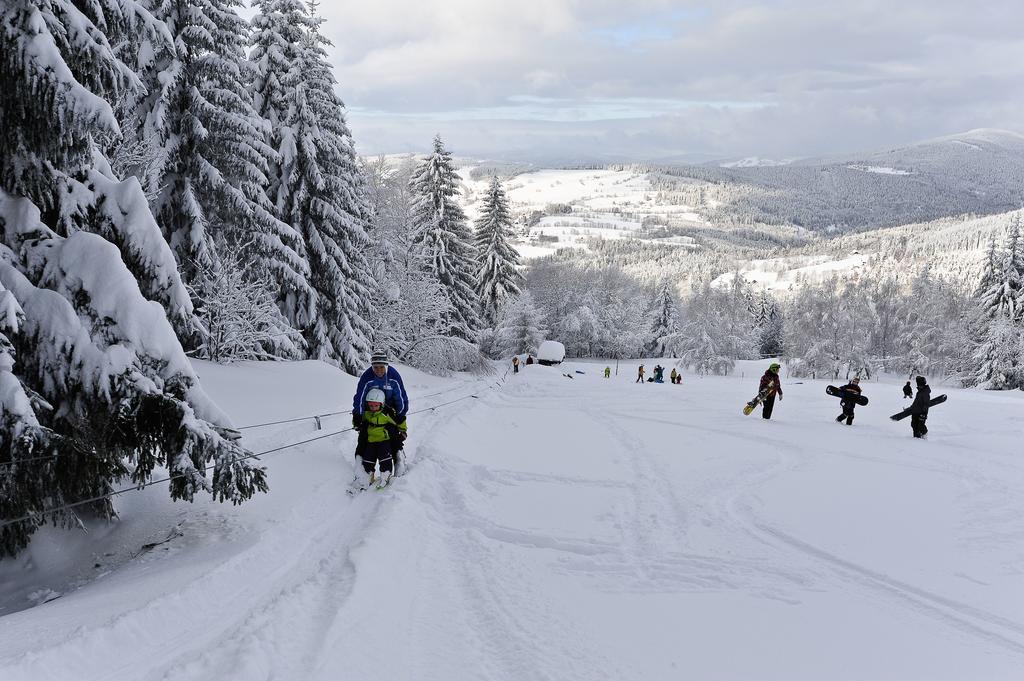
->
xmin=713 ymin=253 xmax=875 ymax=293
xmin=459 ymin=168 xmax=708 ymax=259
xmin=3 ymin=359 xmax=1024 ymax=680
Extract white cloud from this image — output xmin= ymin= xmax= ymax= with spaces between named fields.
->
xmin=292 ymin=0 xmax=1024 ymax=160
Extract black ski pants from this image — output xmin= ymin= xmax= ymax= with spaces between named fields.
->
xmin=358 ymin=440 xmax=393 ymax=474
xmin=762 ymin=394 xmax=776 ymax=419
xmin=911 ymin=414 xmax=928 ymax=438
xmin=837 ymin=401 xmax=855 ymax=425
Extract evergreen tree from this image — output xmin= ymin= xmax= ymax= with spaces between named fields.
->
xmin=250 ymin=0 xmax=374 ymax=370
xmin=411 ymin=136 xmax=482 ymax=340
xmin=753 ymin=290 xmax=784 ymax=358
xmin=127 ymin=0 xmax=311 ymax=353
xmin=646 ymin=282 xmax=681 ymax=356
xmin=969 ymin=217 xmax=1024 ymax=388
xmin=474 ymin=176 xmax=523 ymax=325
xmin=977 ymin=216 xmax=1024 ymax=323
xmin=0 ymin=0 xmax=266 ymax=556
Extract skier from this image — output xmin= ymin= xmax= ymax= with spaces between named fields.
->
xmin=653 ymin=365 xmax=664 ymax=383
xmin=759 ymin=362 xmax=783 ymax=420
xmin=636 ymin=365 xmax=645 ymax=383
xmin=902 ymin=380 xmax=913 ymax=399
xmin=526 ymin=355 xmax=535 ymax=365
xmin=670 ymin=368 xmax=680 ymax=384
xmin=834 ymin=377 xmax=862 ymax=425
xmin=353 ymin=388 xmax=407 ymax=489
xmin=910 ymin=376 xmax=930 ymax=439
xmin=352 ymin=351 xmax=409 ymax=474
xmin=512 ymin=355 xmax=520 ymax=374
xmin=604 ymin=366 xmax=611 ymax=378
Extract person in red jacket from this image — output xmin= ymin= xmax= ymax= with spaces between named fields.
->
xmin=759 ymin=362 xmax=783 ymax=419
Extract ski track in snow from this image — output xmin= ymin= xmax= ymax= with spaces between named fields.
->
xmin=3 ymin=362 xmax=1024 ymax=680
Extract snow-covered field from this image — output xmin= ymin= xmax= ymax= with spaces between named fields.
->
xmin=3 ymin=359 xmax=1024 ymax=680
xmin=460 ymin=168 xmax=708 ymax=259
xmin=713 ymin=253 xmax=875 ymax=293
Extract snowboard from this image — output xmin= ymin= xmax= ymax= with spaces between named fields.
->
xmin=889 ymin=394 xmax=947 ymax=421
xmin=743 ymin=382 xmax=775 ymax=415
xmin=825 ymin=385 xmax=869 ymax=406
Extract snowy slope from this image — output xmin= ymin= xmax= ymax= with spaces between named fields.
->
xmin=3 ymin=360 xmax=1024 ymax=680
xmin=458 ymin=168 xmax=708 ymax=260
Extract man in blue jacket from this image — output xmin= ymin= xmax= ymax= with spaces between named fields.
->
xmin=352 ymin=351 xmax=410 ymax=472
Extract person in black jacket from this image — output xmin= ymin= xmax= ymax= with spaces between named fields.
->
xmin=835 ymin=378 xmax=862 ymax=425
xmin=910 ymin=376 xmax=930 ymax=439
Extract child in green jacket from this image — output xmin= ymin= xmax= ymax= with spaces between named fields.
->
xmin=355 ymin=388 xmax=407 ymax=488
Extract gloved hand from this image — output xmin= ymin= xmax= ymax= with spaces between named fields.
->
xmin=352 ymin=413 xmax=361 ymax=429
xmin=399 ymin=431 xmax=408 ymax=442
xmin=778 ymin=393 xmax=783 ymax=401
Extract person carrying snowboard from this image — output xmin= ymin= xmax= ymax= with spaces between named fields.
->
xmin=353 ymin=388 xmax=407 ymax=489
xmin=910 ymin=376 xmax=930 ymax=439
xmin=902 ymin=380 xmax=913 ymax=399
xmin=352 ymin=351 xmax=409 ymax=474
xmin=835 ymin=377 xmax=862 ymax=425
xmin=759 ymin=362 xmax=783 ymax=419
xmin=636 ymin=365 xmax=645 ymax=383
xmin=604 ymin=366 xmax=611 ymax=378
xmin=512 ymin=355 xmax=520 ymax=374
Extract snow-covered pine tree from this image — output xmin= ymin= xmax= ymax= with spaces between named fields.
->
xmin=474 ymin=176 xmax=523 ymax=325
xmin=646 ymin=282 xmax=681 ymax=356
xmin=411 ymin=136 xmax=483 ymax=340
xmin=129 ymin=0 xmax=312 ymax=346
xmin=969 ymin=217 xmax=1024 ymax=388
xmin=289 ymin=5 xmax=373 ymax=369
xmin=0 ymin=0 xmax=266 ymax=557
xmin=977 ymin=216 xmax=1024 ymax=323
xmin=496 ymin=294 xmax=547 ymax=357
xmin=757 ymin=293 xmax=785 ymax=358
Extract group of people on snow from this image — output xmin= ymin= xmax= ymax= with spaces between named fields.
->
xmin=349 ymin=350 xmax=937 ymax=489
xmin=350 ymin=351 xmax=409 ymax=489
xmin=754 ymin=363 xmax=933 ymax=438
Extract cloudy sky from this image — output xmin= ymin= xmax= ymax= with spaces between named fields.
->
xmin=299 ymin=0 xmax=1024 ymax=163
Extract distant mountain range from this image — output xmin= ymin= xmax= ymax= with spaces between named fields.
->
xmin=657 ymin=129 xmax=1024 ymax=232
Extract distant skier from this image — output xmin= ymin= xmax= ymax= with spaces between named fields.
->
xmin=902 ymin=380 xmax=913 ymax=399
xmin=512 ymin=355 xmax=520 ymax=374
xmin=604 ymin=366 xmax=611 ymax=378
xmin=353 ymin=388 xmax=406 ymax=489
xmin=526 ymin=354 xmax=535 ymax=365
xmin=759 ymin=362 xmax=783 ymax=420
xmin=352 ymin=351 xmax=409 ymax=474
xmin=835 ymin=377 xmax=863 ymax=425
xmin=670 ymin=368 xmax=679 ymax=384
xmin=910 ymin=376 xmax=931 ymax=439
xmin=636 ymin=365 xmax=645 ymax=383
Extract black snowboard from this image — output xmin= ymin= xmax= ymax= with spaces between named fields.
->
xmin=826 ymin=385 xmax=869 ymax=406
xmin=890 ymin=394 xmax=947 ymax=421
